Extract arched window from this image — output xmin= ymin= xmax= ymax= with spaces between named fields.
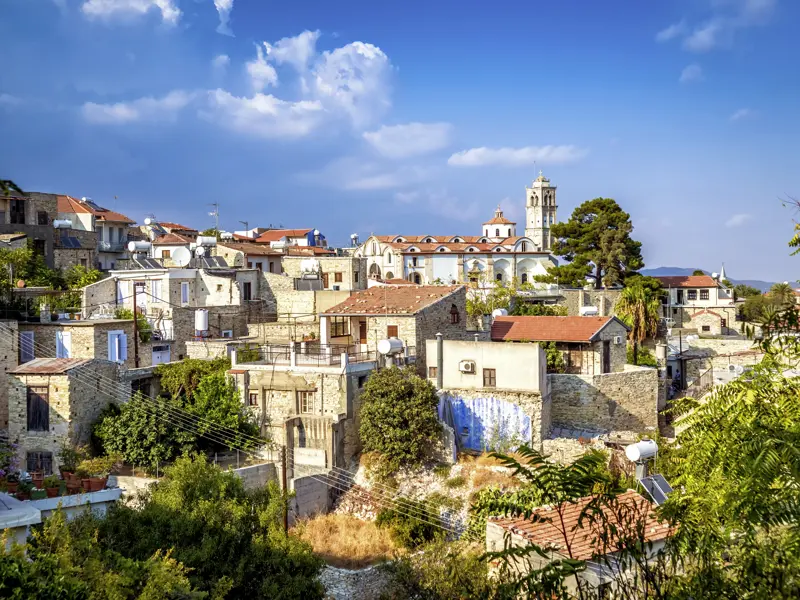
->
xmin=495 ymin=228 xmax=500 ymax=237
xmin=496 ymin=272 xmax=503 ymax=282
xmin=386 ymin=271 xmax=394 ymax=279
xmin=507 ymin=228 xmax=511 ymax=237
xmin=495 ymin=248 xmax=502 ymax=253
xmin=439 ymin=247 xmax=446 ymax=252
xmin=521 ymin=273 xmax=528 ymax=284
xmin=425 ymin=237 xmax=433 ymax=243
xmin=409 ymin=248 xmax=416 ymax=252
xmin=413 ymin=273 xmax=422 ymax=284
xmin=468 ymin=247 xmax=475 ymax=252
xmin=450 ymin=304 xmax=460 ymax=324
xmin=372 ymin=243 xmax=377 ymax=255
xmin=386 ymin=252 xmax=392 ymax=264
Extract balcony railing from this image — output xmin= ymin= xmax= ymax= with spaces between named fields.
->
xmin=99 ymin=240 xmax=126 ymax=252
xmin=235 ymin=343 xmax=380 ymax=367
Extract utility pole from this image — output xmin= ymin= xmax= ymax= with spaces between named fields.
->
xmin=132 ymin=283 xmax=140 ymax=367
xmin=208 ymin=203 xmax=219 ymax=234
xmin=280 ymin=445 xmax=289 ymax=533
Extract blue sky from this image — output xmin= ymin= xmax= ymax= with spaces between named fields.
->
xmin=1 ymin=0 xmax=798 ymax=281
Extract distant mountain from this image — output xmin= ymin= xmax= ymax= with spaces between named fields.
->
xmin=640 ymin=267 xmax=796 ymax=293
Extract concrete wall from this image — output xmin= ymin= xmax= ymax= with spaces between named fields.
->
xmin=426 ymin=339 xmax=546 ymax=392
xmin=290 ymin=473 xmax=332 ymax=522
xmin=234 ymin=462 xmax=278 ymax=489
xmin=82 ymin=277 xmax=118 ymax=316
xmin=549 ymin=365 xmax=658 ymax=435
xmin=0 ymin=320 xmax=18 ymax=430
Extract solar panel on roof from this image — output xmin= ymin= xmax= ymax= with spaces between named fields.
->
xmin=639 ymin=474 xmax=673 ymax=506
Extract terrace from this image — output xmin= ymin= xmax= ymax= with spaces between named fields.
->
xmin=232 ymin=342 xmax=415 ymax=368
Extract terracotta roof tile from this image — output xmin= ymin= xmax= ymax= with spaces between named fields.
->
xmin=255 ymin=229 xmax=313 ymax=243
xmin=152 ymin=232 xmax=192 ymax=246
xmin=483 ymin=215 xmax=515 ymax=225
xmin=655 ymin=275 xmax=719 ymax=288
xmin=11 ymin=358 xmax=93 ymax=375
xmin=491 ymin=316 xmax=627 ymax=343
xmin=323 ymin=285 xmax=464 ymax=316
xmin=490 ymin=490 xmax=673 ymax=561
xmin=218 ymin=242 xmax=281 ymax=256
xmin=158 ymin=222 xmax=197 ymax=232
xmin=56 ymin=195 xmax=135 ymax=224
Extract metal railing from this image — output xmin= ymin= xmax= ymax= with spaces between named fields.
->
xmin=99 ymin=240 xmax=126 ymax=252
xmin=236 ymin=343 xmax=388 ymax=366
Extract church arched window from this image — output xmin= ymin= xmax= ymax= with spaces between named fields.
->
xmin=495 ymin=228 xmax=500 ymax=237
xmin=521 ymin=273 xmax=528 ymax=284
xmin=507 ymin=228 xmax=511 ymax=237
xmin=496 ymin=272 xmax=503 ymax=282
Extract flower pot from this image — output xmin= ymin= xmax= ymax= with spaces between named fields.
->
xmin=88 ymin=477 xmax=107 ymax=492
xmin=31 ymin=474 xmax=44 ymax=489
xmin=31 ymin=489 xmax=47 ymax=500
xmin=46 ymin=487 xmax=60 ymax=498
xmin=80 ymin=478 xmax=91 ymax=492
xmin=66 ymin=481 xmax=80 ymax=495
xmin=16 ymin=492 xmax=30 ymax=501
xmin=7 ymin=482 xmax=18 ymax=494
xmin=60 ymin=469 xmax=73 ymax=479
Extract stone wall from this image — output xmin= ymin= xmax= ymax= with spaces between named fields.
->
xmin=666 ymin=305 xmax=739 ymax=334
xmin=414 ymin=286 xmax=470 ymax=373
xmin=247 ymin=321 xmax=318 ymax=342
xmin=82 ymin=277 xmax=117 ymax=316
xmin=0 ymin=320 xmax=18 ymax=430
xmin=549 ymin=365 xmax=658 ymax=435
xmin=185 ymin=339 xmax=237 ymax=360
xmin=171 ymin=304 xmax=268 ymax=359
xmin=281 ymin=256 xmax=367 ymax=291
xmin=18 ymin=320 xmax=135 ymax=369
xmin=559 ymin=288 xmax=622 ymax=317
xmin=319 ymin=565 xmax=393 ymax=600
xmin=54 ymin=227 xmax=98 ymax=271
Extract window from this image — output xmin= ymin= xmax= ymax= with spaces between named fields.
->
xmin=428 ymin=366 xmax=438 ymax=379
xmin=358 ymin=375 xmax=367 ymax=389
xmin=247 ymin=261 xmax=253 ymax=268
xmin=27 ymin=451 xmax=53 ymax=475
xmin=507 ymin=228 xmax=511 ymax=237
xmin=672 ymin=308 xmax=678 ymax=315
xmin=331 ymin=316 xmax=350 ymax=338
xmin=221 ymin=330 xmax=233 ymax=338
xmin=55 ymin=331 xmax=71 ymax=359
xmin=354 ymin=271 xmax=359 ymax=283
xmin=27 ymin=386 xmax=49 ymax=432
xmin=297 ymin=390 xmax=316 ymax=413
xmin=495 ymin=228 xmax=500 ymax=237
xmin=483 ymin=368 xmax=496 ymax=388
xmin=33 ymin=239 xmax=46 ymax=256
xmin=37 ymin=211 xmax=48 ymax=225
xmin=496 ymin=273 xmax=503 ymax=282
xmin=521 ymin=273 xmax=528 ymax=284
xmin=334 ymin=272 xmax=343 ymax=283
xmin=248 ymin=392 xmax=259 ymax=406
xmin=425 ymin=237 xmax=432 ymax=243
xmin=700 ymin=289 xmax=709 ymax=300
xmin=387 ymin=325 xmax=399 ymax=338
xmin=521 ymin=241 xmax=528 ymax=252
xmin=181 ymin=282 xmax=189 ymax=304
xmin=721 ymin=318 xmax=727 ymax=328
xmin=161 ymin=250 xmax=171 ymax=259
xmin=438 ymin=247 xmax=446 ymax=252
xmin=151 ymin=279 xmax=162 ymax=302
xmin=20 ymin=331 xmax=34 ymax=363
xmin=243 ymin=282 xmax=252 ymax=301
xmin=80 ymin=258 xmax=87 ymax=268
xmin=702 ymin=325 xmax=711 ymax=332
xmin=412 ymin=256 xmax=418 ymax=267
xmin=450 ymin=304 xmax=460 ymax=324
xmin=256 ymin=262 xmax=263 ymax=271
xmin=10 ymin=199 xmax=25 ymax=224
xmin=687 ymin=290 xmax=697 ymax=301
xmin=413 ymin=273 xmax=422 ymax=284
xmin=108 ymin=330 xmax=128 ymax=363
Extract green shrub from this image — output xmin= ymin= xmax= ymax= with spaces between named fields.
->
xmin=426 ymin=492 xmax=463 ymax=512
xmin=375 ymin=500 xmax=443 ymax=549
xmin=443 ymin=475 xmax=466 ymax=488
xmin=113 ymin=307 xmax=152 ymax=343
xmin=627 ymin=345 xmax=657 ymax=367
xmin=432 ymin=464 xmax=452 ymax=478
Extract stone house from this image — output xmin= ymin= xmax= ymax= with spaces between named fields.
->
xmin=53 ymin=227 xmax=97 ymax=272
xmin=656 ymin=275 xmax=736 ymax=335
xmin=0 ymin=320 xmax=19 ymax=431
xmin=151 ymin=232 xmax=193 ymax=266
xmin=0 ymin=191 xmax=59 ymax=267
xmin=216 ymin=242 xmax=283 ymax=273
xmin=254 ymin=228 xmax=327 ymax=249
xmin=426 ymin=338 xmax=551 ymax=448
xmin=492 ymin=316 xmax=630 ymax=375
xmin=81 ymin=266 xmax=266 ymax=359
xmin=486 ymin=490 xmax=672 ymax=596
xmin=281 ymin=254 xmax=367 ymax=292
xmin=7 ymin=358 xmax=119 ymax=474
xmin=319 ymin=285 xmax=471 ymax=373
xmin=57 ymin=195 xmax=137 ymax=270
xmin=228 ymin=343 xmax=390 ymax=475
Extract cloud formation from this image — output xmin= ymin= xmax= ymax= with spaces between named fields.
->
xmin=730 ymin=108 xmax=754 ymax=121
xmin=656 ymin=21 xmax=687 ymax=42
xmin=246 ymin=44 xmax=278 ymax=91
xmin=212 ymin=54 xmax=230 ymax=71
xmin=447 ymin=145 xmax=587 ymax=167
xmin=203 ymin=90 xmax=323 ymax=138
xmin=679 ymin=64 xmax=704 ymax=83
xmin=214 ymin=0 xmax=233 ymax=36
xmin=362 ymin=122 xmax=453 ymax=159
xmin=81 ymin=0 xmax=181 ymax=25
xmin=82 ymin=90 xmax=193 ymax=124
xmin=725 ymin=213 xmax=752 ymax=227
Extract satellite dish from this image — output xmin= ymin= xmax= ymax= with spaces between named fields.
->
xmin=313 ymin=229 xmax=320 ymax=236
xmin=172 ymin=246 xmax=191 ymax=267
xmin=144 ymin=217 xmax=152 ymax=226
xmin=195 ymin=246 xmax=206 ymax=257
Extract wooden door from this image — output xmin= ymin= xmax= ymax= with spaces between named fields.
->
xmin=602 ymin=341 xmax=611 ymax=374
xmin=322 ymin=273 xmax=329 ymax=288
xmin=359 ymin=321 xmax=367 ymax=344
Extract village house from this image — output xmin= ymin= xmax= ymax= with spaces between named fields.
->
xmin=216 ymin=241 xmax=283 ymax=273
xmin=486 ymin=490 xmax=672 ymax=596
xmin=0 ymin=191 xmax=60 ymax=267
xmin=491 ymin=316 xmax=630 ymax=375
xmin=426 ymin=338 xmax=551 ymax=449
xmin=254 ymin=228 xmax=328 ymax=250
xmin=318 ymin=284 xmax=471 ymax=373
xmin=356 ymin=173 xmax=560 ymax=285
xmin=280 ymin=254 xmax=367 ymax=292
xmin=656 ymin=273 xmax=736 ymax=335
xmin=56 ymin=195 xmax=137 ymax=270
xmin=151 ymin=232 xmax=193 ymax=265
xmin=7 ymin=358 xmax=119 ymax=474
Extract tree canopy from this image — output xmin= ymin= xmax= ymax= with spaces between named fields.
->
xmin=536 ymin=198 xmax=644 ymax=289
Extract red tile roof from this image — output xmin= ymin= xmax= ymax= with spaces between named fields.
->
xmin=56 ymin=195 xmax=135 ymax=224
xmin=158 ymin=222 xmax=197 ymax=232
xmin=255 ymin=229 xmax=313 ymax=243
xmin=491 ymin=316 xmax=627 ymax=343
xmin=655 ymin=275 xmax=719 ymax=288
xmin=152 ymin=232 xmax=192 ymax=246
xmin=382 ymin=278 xmax=419 ymax=286
xmin=489 ymin=490 xmax=672 ymax=561
xmin=11 ymin=358 xmax=92 ymax=375
xmin=218 ymin=242 xmax=281 ymax=256
xmin=322 ymin=285 xmax=464 ymax=316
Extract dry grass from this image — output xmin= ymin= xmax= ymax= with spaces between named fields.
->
xmin=473 ymin=451 xmax=526 ymax=467
xmin=292 ymin=514 xmax=399 ymax=569
xmin=471 ymin=468 xmax=519 ymax=490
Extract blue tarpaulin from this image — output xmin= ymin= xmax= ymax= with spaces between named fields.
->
xmin=438 ymin=393 xmax=531 ymax=451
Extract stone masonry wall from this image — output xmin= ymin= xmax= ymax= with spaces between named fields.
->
xmin=559 ymin=289 xmax=622 ymax=317
xmin=281 ymin=256 xmax=367 ymax=291
xmin=415 ymin=286 xmax=470 ymax=373
xmin=247 ymin=321 xmax=319 ymax=342
xmin=18 ymin=321 xmax=136 ymax=369
xmin=82 ymin=277 xmax=117 ymax=317
xmin=549 ymin=365 xmax=658 ymax=435
xmin=320 ymin=565 xmax=393 ymax=600
xmin=0 ymin=320 xmax=18 ymax=430
xmin=171 ymin=304 xmax=268 ymax=359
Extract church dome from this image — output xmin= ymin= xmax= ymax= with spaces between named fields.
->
xmin=483 ymin=205 xmax=516 ymax=225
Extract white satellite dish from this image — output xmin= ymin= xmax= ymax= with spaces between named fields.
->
xmin=172 ymin=246 xmax=191 ymax=267
xmin=313 ymin=229 xmax=320 ymax=236
xmin=144 ymin=217 xmax=152 ymax=226
xmin=195 ymin=246 xmax=206 ymax=257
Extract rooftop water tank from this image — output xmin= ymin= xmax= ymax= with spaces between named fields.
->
xmin=196 ymin=236 xmax=217 ymax=247
xmin=53 ymin=219 xmax=72 ymax=229
xmin=491 ymin=308 xmax=508 ymax=318
xmin=377 ymin=338 xmax=404 ymax=355
xmin=195 ymin=309 xmax=209 ymax=332
xmin=580 ymin=305 xmax=600 ymax=316
xmin=625 ymin=439 xmax=658 ymax=463
xmin=128 ymin=241 xmax=152 ymax=253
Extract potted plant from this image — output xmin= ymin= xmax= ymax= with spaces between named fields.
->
xmin=58 ymin=444 xmax=85 ymax=479
xmin=5 ymin=472 xmax=19 ymax=494
xmin=16 ymin=480 xmax=33 ymax=500
xmin=31 ymin=470 xmax=44 ymax=489
xmin=75 ymin=463 xmax=91 ymax=493
xmin=77 ymin=455 xmax=119 ymax=492
xmin=43 ymin=475 xmax=61 ymax=498
xmin=30 ymin=488 xmax=47 ymax=500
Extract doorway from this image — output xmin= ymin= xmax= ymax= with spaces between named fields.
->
xmin=359 ymin=321 xmax=367 ymax=345
xmin=602 ymin=341 xmax=611 ymax=374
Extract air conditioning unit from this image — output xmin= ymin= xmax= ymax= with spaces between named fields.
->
xmin=459 ymin=360 xmax=476 ymax=373
xmin=333 ymin=285 xmax=340 ymax=291
xmin=613 ymin=336 xmax=624 ymax=345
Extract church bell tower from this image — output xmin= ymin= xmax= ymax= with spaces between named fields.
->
xmin=525 ymin=171 xmax=558 ymax=251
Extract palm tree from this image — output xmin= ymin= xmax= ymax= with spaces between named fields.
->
xmin=768 ymin=282 xmax=796 ymax=309
xmin=615 ymin=284 xmax=661 ymax=365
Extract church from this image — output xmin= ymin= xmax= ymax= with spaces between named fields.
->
xmin=356 ymin=172 xmax=560 ymax=285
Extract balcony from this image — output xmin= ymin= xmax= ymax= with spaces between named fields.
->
xmin=234 ymin=343 xmax=379 ymax=368
xmin=99 ymin=240 xmax=126 ymax=252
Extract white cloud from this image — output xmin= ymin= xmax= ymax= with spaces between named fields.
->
xmin=362 ymin=122 xmax=453 ymax=159
xmin=683 ymin=20 xmax=726 ymax=52
xmin=311 ymin=42 xmax=391 ymax=128
xmin=656 ymin=21 xmax=686 ymax=42
xmin=0 ymin=94 xmax=21 ymax=108
xmin=203 ymin=89 xmax=324 ymax=138
xmin=679 ymin=64 xmax=704 ymax=83
xmin=81 ymin=0 xmax=181 ymax=25
xmin=393 ymin=191 xmax=420 ymax=203
xmin=82 ymin=90 xmax=193 ymax=124
xmin=246 ymin=44 xmax=278 ymax=91
xmin=302 ymin=157 xmax=434 ymax=191
xmin=264 ymin=30 xmax=320 ymax=72
xmin=214 ymin=0 xmax=234 ymax=36
xmin=447 ymin=145 xmax=587 ymax=167
xmin=725 ymin=213 xmax=751 ymax=227
xmin=730 ymin=107 xmax=754 ymax=121
xmin=212 ymin=54 xmax=230 ymax=71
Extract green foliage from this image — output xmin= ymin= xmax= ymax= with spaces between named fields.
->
xmin=768 ymin=282 xmax=795 ymax=309
xmin=480 ymin=413 xmax=525 ymax=452
xmin=98 ymin=456 xmax=324 ymax=598
xmin=733 ymin=283 xmax=762 ymax=300
xmin=510 ymin=303 xmax=567 ymax=316
xmin=58 ymin=443 xmax=87 ymax=473
xmin=541 ymin=341 xmax=565 ymax=373
xmin=64 ymin=264 xmax=103 ymax=289
xmin=443 ymin=475 xmax=466 ymax=488
xmin=113 ymin=307 xmax=153 ymax=342
xmin=24 ymin=240 xmax=64 ymax=288
xmin=0 ymin=247 xmax=32 ymax=290
xmin=627 ymin=344 xmax=657 ymax=367
xmin=740 ymin=293 xmax=771 ymax=322
xmin=692 ymin=269 xmax=706 ymax=276
xmin=466 ymin=279 xmax=514 ymax=316
xmin=432 ymin=464 xmax=452 ymax=478
xmin=157 ymin=357 xmax=232 ymax=402
xmin=375 ymin=500 xmax=443 ymax=549
xmin=536 ymin=197 xmax=644 ymax=289
xmin=615 ymin=282 xmax=661 ymax=365
xmin=425 ymin=492 xmax=464 ymax=512
xmin=0 ymin=510 xmax=203 ymax=599
xmin=237 ymin=343 xmax=260 ymax=363
xmin=359 ymin=367 xmax=441 ymax=472
xmin=0 ymin=178 xmax=23 ymax=197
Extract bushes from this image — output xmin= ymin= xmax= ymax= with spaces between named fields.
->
xmin=359 ymin=367 xmax=441 ymax=473
xmin=375 ymin=500 xmax=443 ymax=549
